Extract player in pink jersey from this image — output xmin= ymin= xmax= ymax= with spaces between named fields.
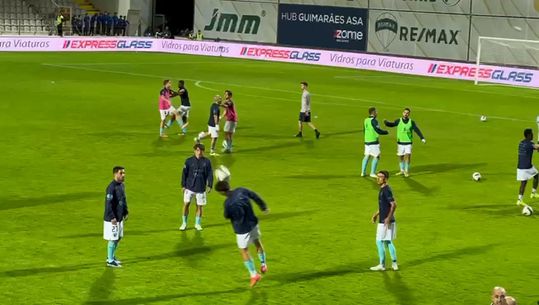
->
xmin=159 ymin=80 xmax=184 ymax=138
xmin=221 ymin=90 xmax=238 ymax=153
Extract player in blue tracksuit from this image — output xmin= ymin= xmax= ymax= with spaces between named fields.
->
xmin=103 ymin=166 xmax=128 ymax=267
xmin=215 ymin=180 xmax=269 ymax=288
xmin=180 ymin=143 xmax=213 ymax=231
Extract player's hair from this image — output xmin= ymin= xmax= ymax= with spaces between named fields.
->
xmin=524 ymin=128 xmax=533 ymax=138
xmin=300 ymin=81 xmax=308 ymax=87
xmin=368 ymin=107 xmax=376 ymax=115
xmin=505 ymin=296 xmax=517 ymax=305
xmin=224 ymin=90 xmax=233 ymax=97
xmin=193 ymin=143 xmax=205 ymax=151
xmin=404 ymin=107 xmax=411 ymax=112
xmin=178 ymin=80 xmax=184 ymax=86
xmin=113 ymin=166 xmax=125 ymax=174
xmin=214 ymin=95 xmax=222 ymax=103
xmin=378 ymin=170 xmax=390 ymax=179
xmin=215 ymin=180 xmax=230 ymax=192
xmin=163 ymin=79 xmax=170 ymax=86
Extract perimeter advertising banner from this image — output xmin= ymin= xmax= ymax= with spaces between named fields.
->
xmin=194 ymin=0 xmax=278 ymax=43
xmin=472 ymin=0 xmax=539 ymax=18
xmin=277 ymin=4 xmax=368 ymax=51
xmin=368 ymin=10 xmax=469 ymax=61
xmin=278 ymin=0 xmax=368 ymax=8
xmin=369 ymin=0 xmax=471 ymax=14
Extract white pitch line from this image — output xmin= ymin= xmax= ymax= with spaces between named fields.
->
xmin=194 ymin=80 xmax=218 ymax=91
xmin=42 ymin=63 xmax=533 ymax=122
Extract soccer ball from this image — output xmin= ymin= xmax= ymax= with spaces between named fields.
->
xmin=215 ymin=165 xmax=231 ymax=182
xmin=522 ymin=205 xmax=534 ymax=216
xmin=472 ymin=172 xmax=481 ymax=181
xmin=480 ymin=115 xmax=487 ymax=122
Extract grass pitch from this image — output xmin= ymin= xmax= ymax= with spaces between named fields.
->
xmin=0 ymin=52 xmax=538 ymax=305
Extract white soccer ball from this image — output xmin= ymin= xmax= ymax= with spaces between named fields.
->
xmin=472 ymin=172 xmax=482 ymax=181
xmin=522 ymin=205 xmax=534 ymax=216
xmin=480 ymin=115 xmax=487 ymax=122
xmin=215 ymin=165 xmax=231 ymax=182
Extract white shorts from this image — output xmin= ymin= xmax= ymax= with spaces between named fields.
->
xmin=517 ymin=166 xmax=538 ymax=181
xmin=397 ymin=144 xmax=412 ymax=156
xmin=376 ymin=223 xmax=396 ymax=241
xmin=365 ymin=144 xmax=381 ymax=157
xmin=178 ymin=105 xmax=190 ymax=117
xmin=224 ymin=121 xmax=237 ymax=133
xmin=236 ymin=225 xmax=261 ymax=249
xmin=208 ymin=126 xmax=219 ymax=138
xmin=159 ymin=106 xmax=176 ymax=121
xmin=184 ymin=189 xmax=207 ymax=206
xmin=103 ymin=221 xmax=124 ymax=241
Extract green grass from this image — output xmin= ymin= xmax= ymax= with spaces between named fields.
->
xmin=0 ymin=52 xmax=538 ymax=305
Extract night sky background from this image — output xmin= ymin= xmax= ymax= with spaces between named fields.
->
xmin=155 ymin=0 xmax=195 ymax=35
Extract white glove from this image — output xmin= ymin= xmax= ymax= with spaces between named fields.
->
xmin=421 ymin=139 xmax=426 ymax=144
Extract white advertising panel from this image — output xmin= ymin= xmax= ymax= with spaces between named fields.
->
xmin=278 ymin=0 xmax=368 ymax=8
xmin=472 ymin=0 xmax=539 ymax=18
xmin=369 ymin=0 xmax=471 ymax=14
xmin=368 ymin=10 xmax=470 ymax=61
xmin=194 ymin=0 xmax=278 ymax=43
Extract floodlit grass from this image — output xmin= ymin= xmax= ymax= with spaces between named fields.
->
xmin=0 ymin=52 xmax=538 ymax=305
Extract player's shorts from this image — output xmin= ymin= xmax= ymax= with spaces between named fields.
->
xmin=224 ymin=121 xmax=237 ymax=133
xmin=517 ymin=166 xmax=539 ymax=181
xmin=184 ymin=189 xmax=207 ymax=206
xmin=103 ymin=221 xmax=124 ymax=241
xmin=178 ymin=105 xmax=190 ymax=118
xmin=364 ymin=144 xmax=381 ymax=157
xmin=159 ymin=106 xmax=176 ymax=120
xmin=376 ymin=222 xmax=396 ymax=241
xmin=236 ymin=225 xmax=261 ymax=249
xmin=299 ymin=112 xmax=311 ymax=123
xmin=397 ymin=144 xmax=412 ymax=156
xmin=208 ymin=126 xmax=219 ymax=138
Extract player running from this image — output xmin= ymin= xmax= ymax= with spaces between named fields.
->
xmin=384 ymin=108 xmax=426 ymax=177
xmin=221 ymin=90 xmax=238 ymax=153
xmin=159 ymin=80 xmax=184 ymax=137
xmin=194 ymin=95 xmax=222 ymax=156
xmin=516 ymin=128 xmax=539 ymax=206
xmin=103 ymin=166 xmax=128 ymax=268
xmin=370 ymin=170 xmax=398 ymax=271
xmin=362 ymin=107 xmax=388 ymax=178
xmin=215 ymin=180 xmax=269 ymax=288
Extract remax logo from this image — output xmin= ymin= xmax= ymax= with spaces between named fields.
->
xmin=240 ymin=47 xmax=321 ymax=62
xmin=63 ymin=40 xmax=153 ymax=49
xmin=428 ymin=63 xmax=534 ymax=83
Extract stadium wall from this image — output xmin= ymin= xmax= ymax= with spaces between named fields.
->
xmin=0 ymin=36 xmax=537 ymax=88
xmin=194 ymin=0 xmax=539 ymax=62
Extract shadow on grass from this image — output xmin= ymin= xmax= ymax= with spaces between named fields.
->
xmin=244 ymin=289 xmax=268 ymax=305
xmin=409 ymin=162 xmax=488 ymax=176
xmin=402 ymin=177 xmax=439 ymax=196
xmin=451 ymin=203 xmax=522 ymax=217
xmin=63 ymin=228 xmax=178 ymax=239
xmin=203 ymin=209 xmax=319 ymax=229
xmin=84 ymin=288 xmax=246 ymax=305
xmin=383 ymin=272 xmax=414 ymax=305
xmin=403 ymin=243 xmax=499 ymax=269
xmin=0 ymin=192 xmax=102 ymax=211
xmin=269 ymin=262 xmax=370 ymax=285
xmin=84 ymin=268 xmax=115 ymax=304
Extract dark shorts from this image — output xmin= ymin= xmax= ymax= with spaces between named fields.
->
xmin=299 ymin=112 xmax=311 ymax=123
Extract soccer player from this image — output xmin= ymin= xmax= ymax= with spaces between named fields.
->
xmin=491 ymin=286 xmax=507 ymax=305
xmin=362 ymin=107 xmax=389 ymax=178
xmin=516 ymin=128 xmax=539 ymax=206
xmin=370 ymin=170 xmax=398 ymax=271
xmin=221 ymin=90 xmax=238 ymax=153
xmin=295 ymin=81 xmax=320 ymax=139
xmin=180 ymin=143 xmax=213 ymax=231
xmin=103 ymin=166 xmax=128 ymax=268
xmin=194 ymin=95 xmax=221 ymax=156
xmin=158 ymin=80 xmax=183 ymax=138
xmin=215 ymin=180 xmax=269 ymax=288
xmin=176 ymin=80 xmax=191 ymax=134
xmin=384 ymin=108 xmax=426 ymax=177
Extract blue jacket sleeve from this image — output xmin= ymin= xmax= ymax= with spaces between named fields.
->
xmin=206 ymin=160 xmax=213 ymax=189
xmin=372 ymin=118 xmax=389 ymax=135
xmin=105 ymin=185 xmax=117 ymax=220
xmin=411 ymin=121 xmax=425 ymax=140
xmin=181 ymin=160 xmax=188 ymax=188
xmin=384 ymin=119 xmax=400 ymax=128
xmin=246 ymin=188 xmax=268 ymax=211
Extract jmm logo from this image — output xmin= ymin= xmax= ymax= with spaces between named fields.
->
xmin=204 ymin=9 xmax=261 ymax=34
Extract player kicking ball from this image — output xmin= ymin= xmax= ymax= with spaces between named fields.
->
xmin=215 ymin=180 xmax=269 ymax=288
